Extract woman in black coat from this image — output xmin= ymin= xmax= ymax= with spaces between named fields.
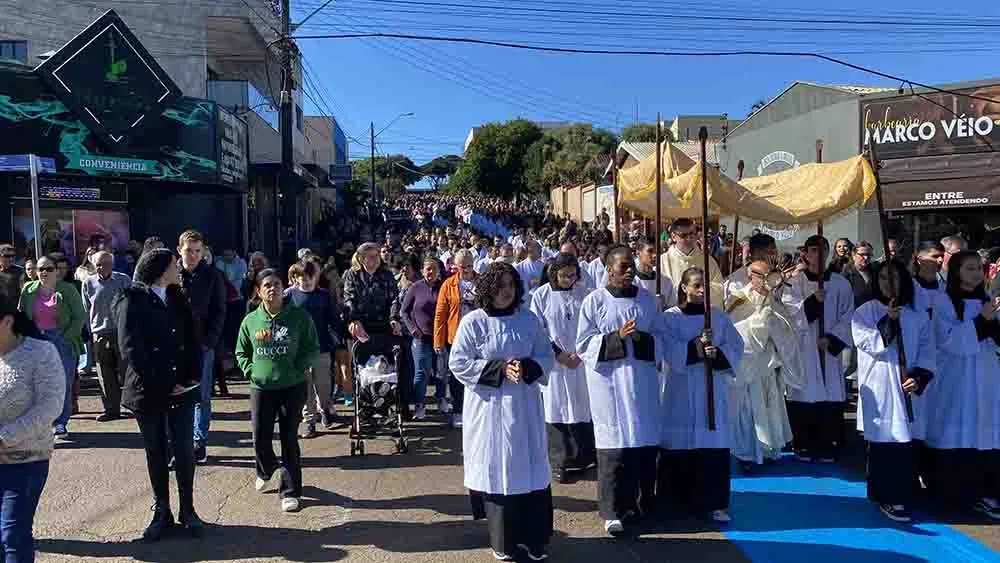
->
xmin=115 ymin=249 xmax=204 ymax=541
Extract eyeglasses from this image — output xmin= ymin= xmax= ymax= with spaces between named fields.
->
xmin=38 ymin=266 xmax=56 ymax=273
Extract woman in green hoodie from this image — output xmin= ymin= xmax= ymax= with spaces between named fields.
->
xmin=18 ymin=254 xmax=86 ymax=438
xmin=236 ymin=268 xmax=319 ymax=513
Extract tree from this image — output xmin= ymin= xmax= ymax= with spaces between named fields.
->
xmin=351 ymin=155 xmax=422 ymax=200
xmin=620 ymin=122 xmax=659 ymax=143
xmin=749 ymin=99 xmax=768 ymax=116
xmin=449 ymin=119 xmax=543 ymax=198
xmin=536 ymin=124 xmax=617 ymax=192
xmin=420 ymin=154 xmax=463 ymax=191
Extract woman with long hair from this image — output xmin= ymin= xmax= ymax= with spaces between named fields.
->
xmin=660 ymin=267 xmax=744 ymax=523
xmin=923 ymin=250 xmax=1000 ymax=519
xmin=0 ymin=287 xmax=65 ymax=561
xmin=400 ymin=257 xmax=445 ymax=419
xmin=237 ymin=269 xmax=320 ymax=513
xmin=116 ymin=249 xmax=205 ymax=540
xmin=449 ymin=262 xmax=554 ymax=562
xmin=18 ymin=254 xmax=85 ymax=438
xmin=853 ymin=259 xmax=935 ymax=522
xmin=530 ymin=253 xmax=596 ymax=484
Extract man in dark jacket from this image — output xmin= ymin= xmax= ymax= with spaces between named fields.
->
xmin=177 ymin=230 xmax=227 ymax=464
xmin=841 ymin=241 xmax=875 ymax=308
xmin=0 ymin=243 xmax=25 ymax=302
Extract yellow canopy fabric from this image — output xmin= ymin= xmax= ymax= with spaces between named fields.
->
xmin=618 ymin=144 xmax=877 ymax=226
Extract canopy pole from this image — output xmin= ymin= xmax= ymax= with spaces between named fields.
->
xmin=868 ymin=140 xmax=914 ymax=422
xmin=699 ymin=126 xmax=716 ymax=432
xmin=730 ymin=160 xmax=745 ymax=276
xmin=612 ymin=154 xmax=620 ymax=243
xmin=655 ymin=113 xmax=663 ymax=298
xmin=816 ymin=139 xmax=827 ymax=384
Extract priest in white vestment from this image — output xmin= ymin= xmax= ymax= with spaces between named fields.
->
xmin=660 ymin=218 xmax=723 ymax=308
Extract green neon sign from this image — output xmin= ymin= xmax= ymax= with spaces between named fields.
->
xmin=68 ymin=155 xmax=159 ymax=175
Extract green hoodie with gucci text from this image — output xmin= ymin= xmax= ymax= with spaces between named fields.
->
xmin=236 ymin=303 xmax=320 ymax=390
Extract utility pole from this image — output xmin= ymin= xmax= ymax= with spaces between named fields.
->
xmin=279 ymin=0 xmax=295 ymax=257
xmin=370 ymin=121 xmax=377 ymax=206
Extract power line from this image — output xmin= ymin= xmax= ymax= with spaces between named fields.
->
xmin=290 ymin=32 xmax=1000 ymax=106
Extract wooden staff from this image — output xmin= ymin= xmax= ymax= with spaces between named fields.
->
xmin=612 ymin=153 xmax=620 ymax=243
xmin=729 ymin=160 xmax=745 ymax=275
xmin=655 ymin=113 xmax=663 ymax=298
xmin=816 ymin=139 xmax=827 ymax=384
xmin=699 ymin=126 xmax=716 ymax=431
xmin=867 ymin=140 xmax=915 ymax=422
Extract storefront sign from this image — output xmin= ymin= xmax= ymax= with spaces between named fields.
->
xmin=34 ymin=10 xmax=181 ymax=146
xmin=861 ymin=84 xmax=1000 ymax=159
xmin=217 ymin=108 xmax=248 ymax=186
xmin=67 ymin=155 xmax=159 ymax=175
xmin=40 ymin=185 xmax=101 ymax=201
xmin=0 ymin=155 xmax=57 ymax=173
xmin=878 ymin=153 xmax=1000 ymax=211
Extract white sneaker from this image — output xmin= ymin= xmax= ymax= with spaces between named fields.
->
xmin=491 ymin=550 xmax=513 ymax=561
xmin=438 ymin=398 xmax=452 ymax=414
xmin=711 ymin=509 xmax=732 ymax=523
xmin=281 ymin=497 xmax=300 ymax=512
xmin=255 ymin=475 xmax=276 ymax=493
xmin=604 ymin=519 xmax=624 ymax=535
xmin=413 ymin=404 xmax=427 ymax=420
xmin=451 ymin=413 xmax=463 ymax=428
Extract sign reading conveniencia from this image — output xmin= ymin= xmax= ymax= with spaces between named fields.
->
xmin=861 ymin=84 xmax=1000 ymax=159
xmin=67 ymin=155 xmax=159 ymax=175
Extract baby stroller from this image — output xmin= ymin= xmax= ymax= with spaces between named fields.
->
xmin=349 ymin=338 xmax=408 ymax=456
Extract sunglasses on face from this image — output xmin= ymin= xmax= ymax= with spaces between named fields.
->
xmin=38 ymin=266 xmax=56 ymax=273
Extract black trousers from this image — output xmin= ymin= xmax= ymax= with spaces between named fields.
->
xmin=93 ymin=333 xmax=122 ymax=416
xmin=657 ymin=448 xmax=731 ymax=512
xmin=471 ymin=488 xmax=553 ymax=555
xmin=787 ymin=400 xmax=845 ymax=460
xmin=596 ymin=446 xmax=658 ymax=520
xmin=250 ymin=383 xmax=308 ymax=498
xmin=921 ymin=446 xmax=994 ymax=508
xmin=547 ymin=422 xmax=597 ymax=472
xmin=866 ymin=441 xmax=919 ymax=506
xmin=135 ymin=402 xmax=196 ymax=515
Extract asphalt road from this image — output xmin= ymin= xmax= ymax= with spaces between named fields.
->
xmin=30 ymin=381 xmax=1000 ymax=563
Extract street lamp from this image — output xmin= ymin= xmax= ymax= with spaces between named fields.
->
xmin=371 ymin=112 xmax=414 ymax=205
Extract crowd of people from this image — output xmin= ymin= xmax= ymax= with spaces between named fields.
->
xmin=3 ymin=194 xmax=1000 ymax=562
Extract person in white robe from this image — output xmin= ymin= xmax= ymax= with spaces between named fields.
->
xmin=589 ymin=244 xmax=609 ymax=290
xmin=577 ymin=244 xmax=666 ymax=537
xmin=908 ymin=240 xmax=945 ymax=444
xmin=853 ymin=260 xmax=935 ymax=523
xmin=449 ymin=261 xmax=557 ymax=561
xmin=530 ymin=253 xmax=596 ymax=484
xmin=785 ymin=235 xmax=854 ymax=463
xmin=634 ymin=240 xmax=669 ymax=307
xmin=923 ymin=250 xmax=1000 ymax=519
xmin=515 ymin=240 xmax=545 ymax=297
xmin=726 ymin=257 xmax=802 ymax=470
xmin=660 ymin=218 xmax=723 ymax=308
xmin=540 ymin=241 xmax=595 ymax=293
xmin=660 ymin=267 xmax=744 ymax=523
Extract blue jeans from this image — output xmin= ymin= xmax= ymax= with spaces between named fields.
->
xmin=0 ymin=461 xmax=50 ymax=563
xmin=411 ymin=340 xmax=443 ymax=406
xmin=42 ymin=330 xmax=76 ymax=428
xmin=193 ymin=348 xmax=215 ymax=446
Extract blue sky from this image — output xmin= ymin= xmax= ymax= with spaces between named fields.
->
xmin=291 ymin=0 xmax=1000 ymax=170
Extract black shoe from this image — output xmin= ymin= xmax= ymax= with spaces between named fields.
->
xmin=96 ymin=413 xmax=119 ymax=422
xmin=553 ymin=469 xmax=568 ymax=485
xmin=142 ymin=506 xmax=175 ymax=542
xmin=739 ymin=460 xmax=756 ymax=474
xmin=194 ymin=444 xmax=208 ymax=464
xmin=167 ymin=456 xmax=176 ymax=471
xmin=179 ymin=511 xmax=205 ymax=537
xmin=321 ymin=410 xmax=337 ymax=430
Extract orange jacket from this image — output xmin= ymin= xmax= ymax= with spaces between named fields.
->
xmin=434 ymin=273 xmax=464 ymax=350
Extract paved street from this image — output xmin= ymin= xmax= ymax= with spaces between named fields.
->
xmin=31 ymin=380 xmax=1000 ymax=563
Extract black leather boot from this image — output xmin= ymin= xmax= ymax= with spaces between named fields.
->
xmin=178 ymin=509 xmax=205 ymax=538
xmin=142 ymin=504 xmax=174 ymax=542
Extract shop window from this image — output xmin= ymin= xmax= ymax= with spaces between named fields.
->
xmin=0 ymin=40 xmax=27 ymax=63
xmin=12 ymin=207 xmax=129 ymax=264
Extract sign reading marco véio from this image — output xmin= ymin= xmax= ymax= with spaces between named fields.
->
xmin=34 ymin=9 xmax=181 ymax=147
xmin=67 ymin=155 xmax=159 ymax=175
